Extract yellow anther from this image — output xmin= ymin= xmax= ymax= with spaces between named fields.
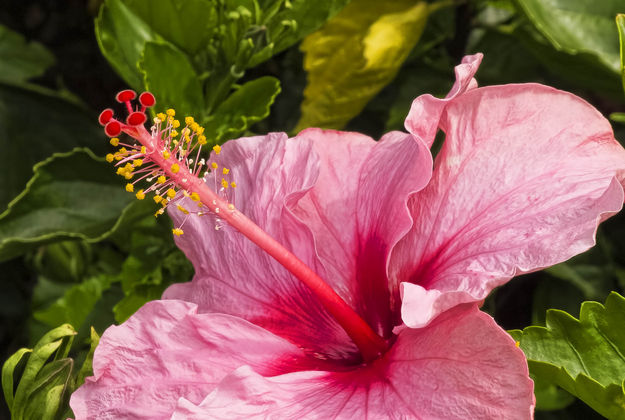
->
xmin=190 ymin=122 xmax=200 ymax=132
xmin=213 ymin=145 xmax=221 ymax=155
xmin=195 ymin=126 xmax=204 ymax=135
xmin=185 ymin=116 xmax=194 ymax=125
xmin=109 ymin=137 xmax=119 ymax=147
xmin=162 ymin=150 xmax=171 ymax=159
xmin=167 ymin=188 xmax=176 ymax=198
xmin=153 ymin=195 xmax=163 ymax=203
xmin=172 ymin=119 xmax=180 ymax=128
xmin=157 ymin=112 xmax=166 ymax=120
xmin=123 ymin=163 xmax=133 ymax=172
xmin=515 ymin=341 xmax=520 ymax=348
xmin=157 ymin=175 xmax=166 ymax=184
xmin=135 ymin=189 xmax=145 ymax=200
xmin=114 ymin=153 xmax=123 ymax=161
xmin=106 ymin=153 xmax=114 ymax=163
xmin=133 ymin=159 xmax=143 ymax=167
xmin=118 ymin=147 xmax=127 ymax=155
xmin=173 ymin=140 xmax=179 ymax=146
xmin=197 ymin=135 xmax=207 ymax=145
xmin=141 ymin=146 xmax=146 ymax=154
xmin=230 ymin=182 xmax=237 ymax=188
xmin=221 ymin=178 xmax=229 ymax=189
xmin=184 ymin=134 xmax=191 ymax=143
xmin=177 ymin=204 xmax=189 ymax=215
xmin=211 ymin=162 xmax=218 ymax=169
xmin=116 ymin=167 xmax=124 ymax=175
xmin=171 ymin=163 xmax=180 ymax=173
xmin=166 ymin=109 xmax=176 ymax=117
xmin=190 ymin=192 xmax=200 ymax=201
xmin=222 ymin=168 xmax=230 ymax=175
xmin=171 ymin=130 xmax=179 ymax=137
xmin=124 ymin=172 xmax=133 ymax=180
xmin=125 ymin=183 xmax=134 ymax=192
xmin=172 ymin=228 xmax=184 ymax=236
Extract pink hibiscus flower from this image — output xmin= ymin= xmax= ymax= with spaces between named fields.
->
xmin=71 ymin=54 xmax=625 ymax=419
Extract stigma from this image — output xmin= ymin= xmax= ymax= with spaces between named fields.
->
xmin=99 ymin=90 xmax=236 ymax=235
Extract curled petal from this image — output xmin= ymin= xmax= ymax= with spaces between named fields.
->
xmin=393 ymin=82 xmax=625 ymax=327
xmin=70 ymin=300 xmax=308 ymax=419
xmin=404 ymin=53 xmax=482 ymax=148
xmin=171 ymin=304 xmax=534 ymax=419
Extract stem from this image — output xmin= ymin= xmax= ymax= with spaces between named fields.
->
xmin=140 ymin=127 xmax=388 ymax=362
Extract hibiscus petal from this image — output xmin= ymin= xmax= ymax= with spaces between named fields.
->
xmin=394 ymin=82 xmax=625 ymax=327
xmin=163 ymin=133 xmax=359 ymax=361
xmin=404 ymin=53 xmax=482 ymax=148
xmin=171 ymin=304 xmax=534 ymax=419
xmin=70 ymin=300 xmax=308 ymax=419
xmin=291 ymin=129 xmax=432 ymax=338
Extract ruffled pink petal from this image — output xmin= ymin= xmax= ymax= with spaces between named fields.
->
xmin=171 ymin=304 xmax=534 ymax=419
xmin=393 ymin=82 xmax=625 ymax=327
xmin=70 ymin=300 xmax=309 ymax=419
xmin=290 ymin=129 xmax=432 ymax=338
xmin=404 ymin=53 xmax=482 ymax=148
xmin=163 ymin=133 xmax=358 ymax=361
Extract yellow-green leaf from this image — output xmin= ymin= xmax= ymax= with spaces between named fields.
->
xmin=296 ymin=0 xmax=434 ymax=131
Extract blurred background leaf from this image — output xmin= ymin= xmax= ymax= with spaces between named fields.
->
xmin=295 ymin=0 xmax=436 ymax=130
xmin=0 ymin=25 xmax=54 ymax=85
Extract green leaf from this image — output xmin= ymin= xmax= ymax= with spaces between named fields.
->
xmin=2 ymin=348 xmax=31 ymax=411
xmin=33 ymin=275 xmax=113 ymax=329
xmin=0 ymin=149 xmax=153 ymax=262
xmin=515 ymin=0 xmax=622 ymax=75
xmin=140 ymin=41 xmax=205 ymax=118
xmin=203 ymin=76 xmax=281 ymax=143
xmin=617 ymin=14 xmax=625 ymax=94
xmin=76 ymin=327 xmax=100 ymax=387
xmin=10 ymin=324 xmax=76 ymax=420
xmin=510 ymin=292 xmax=625 ymax=418
xmin=296 ymin=0 xmax=434 ymax=130
xmin=0 ymin=83 xmax=104 ymax=211
xmin=22 ymin=358 xmax=73 ymax=420
xmin=0 ymin=25 xmax=55 ymax=85
xmin=125 ymin=0 xmax=218 ymax=55
xmin=95 ymin=0 xmax=164 ymax=89
xmin=513 ymin=23 xmax=623 ymax=100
